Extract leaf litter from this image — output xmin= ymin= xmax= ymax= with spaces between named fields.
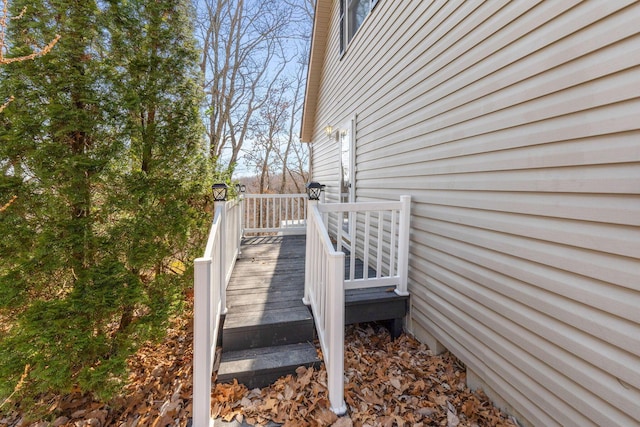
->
xmin=1 ymin=299 xmax=518 ymax=427
xmin=211 ymin=324 xmax=517 ymax=427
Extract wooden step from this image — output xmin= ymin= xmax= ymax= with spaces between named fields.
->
xmin=345 ymin=286 xmax=409 ymax=323
xmin=222 ymin=304 xmax=315 ymax=352
xmin=217 ymin=342 xmax=321 ymax=389
xmin=345 ymin=286 xmax=409 ymax=338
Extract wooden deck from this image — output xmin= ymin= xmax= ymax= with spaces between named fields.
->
xmin=216 ymin=235 xmax=409 ymax=388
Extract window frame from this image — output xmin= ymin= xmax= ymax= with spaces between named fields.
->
xmin=339 ymin=0 xmax=379 ymax=55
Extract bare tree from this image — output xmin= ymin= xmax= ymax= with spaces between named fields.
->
xmin=245 ymin=80 xmax=290 ymax=194
xmin=196 ymin=0 xmax=294 ymax=174
xmin=284 ymin=0 xmax=315 ymax=34
xmin=273 ymin=0 xmax=314 ymax=192
xmin=278 ymin=53 xmax=309 ymax=193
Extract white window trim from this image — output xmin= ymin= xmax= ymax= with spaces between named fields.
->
xmin=340 ymin=0 xmax=380 ymax=56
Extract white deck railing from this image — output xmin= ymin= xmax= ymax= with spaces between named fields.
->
xmin=326 ymin=195 xmax=411 ymax=295
xmin=194 ymin=193 xmax=410 ymax=421
xmin=304 ymin=195 xmax=411 ymax=414
xmin=242 ymin=193 xmax=308 ymax=235
xmin=304 ymin=201 xmax=348 ymax=414
xmin=193 ymin=199 xmax=242 ymax=427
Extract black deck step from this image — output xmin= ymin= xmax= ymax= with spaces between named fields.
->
xmin=217 ymin=342 xmax=321 ymax=389
xmin=222 ymin=304 xmax=314 ymax=352
xmin=345 ymin=286 xmax=409 ymax=339
xmin=345 ymin=286 xmax=409 ymax=324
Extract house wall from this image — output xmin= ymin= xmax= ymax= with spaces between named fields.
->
xmin=305 ymin=1 xmax=640 ymax=426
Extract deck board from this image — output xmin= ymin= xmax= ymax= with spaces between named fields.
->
xmin=223 ymin=235 xmax=408 ymax=333
xmin=222 ymin=235 xmax=314 ymax=353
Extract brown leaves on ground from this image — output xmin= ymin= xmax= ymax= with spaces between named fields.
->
xmin=214 ymin=324 xmax=518 ymax=427
xmin=2 ymin=303 xmax=517 ymax=427
xmin=0 ymin=302 xmax=194 ymax=427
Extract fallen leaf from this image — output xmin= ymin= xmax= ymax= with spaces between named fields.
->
xmin=332 ymin=416 xmax=353 ymax=427
xmin=2 ymin=310 xmax=518 ymax=427
xmin=447 ymin=409 xmax=460 ymax=427
xmin=389 ymin=377 xmax=402 ymax=391
xmin=434 ymin=395 xmax=448 ymax=407
xmin=417 ymin=407 xmax=436 ymax=417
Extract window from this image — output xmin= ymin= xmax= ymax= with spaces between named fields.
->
xmin=340 ymin=0 xmax=379 ymax=54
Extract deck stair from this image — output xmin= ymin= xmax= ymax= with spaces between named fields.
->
xmin=342 ymin=248 xmax=409 ymax=338
xmin=217 ymin=235 xmax=320 ymax=389
xmin=216 ymin=234 xmax=409 ymax=389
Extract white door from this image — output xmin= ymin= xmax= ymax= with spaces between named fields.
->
xmin=339 ymin=117 xmax=356 ymax=235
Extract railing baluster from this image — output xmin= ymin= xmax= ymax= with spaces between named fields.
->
xmin=390 ymin=209 xmax=397 ymax=277
xmin=251 ymin=197 xmax=255 ymax=230
xmin=240 ymin=194 xmax=307 ymax=235
xmin=277 ymin=197 xmax=281 ymax=229
xmin=363 ymin=211 xmax=371 ymax=280
xmin=336 ymin=212 xmax=343 ymax=253
xmin=377 ymin=212 xmax=383 ymax=277
xmin=349 ymin=211 xmax=355 ymax=281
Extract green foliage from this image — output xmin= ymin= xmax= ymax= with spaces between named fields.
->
xmin=0 ymin=0 xmax=211 ymax=410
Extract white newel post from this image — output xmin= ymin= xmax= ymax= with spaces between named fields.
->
xmin=328 ymin=252 xmax=348 ymax=415
xmin=193 ymin=257 xmax=213 ymax=427
xmin=217 ymin=200 xmax=228 ymax=314
xmin=303 ymin=199 xmax=317 ymax=306
xmin=396 ymin=195 xmax=411 ymax=296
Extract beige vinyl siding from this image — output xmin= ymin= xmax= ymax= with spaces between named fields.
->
xmin=306 ymin=0 xmax=640 ymax=425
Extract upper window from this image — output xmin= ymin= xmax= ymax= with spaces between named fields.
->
xmin=339 ymin=0 xmax=379 ymax=54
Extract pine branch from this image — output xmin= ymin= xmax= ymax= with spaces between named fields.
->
xmin=0 ymin=195 xmax=17 ymax=212
xmin=0 ymin=364 xmax=29 ymax=409
xmin=0 ymin=0 xmax=60 ymax=65
xmin=0 ymin=95 xmax=13 ymax=113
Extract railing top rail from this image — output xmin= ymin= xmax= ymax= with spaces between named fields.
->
xmin=316 ymin=198 xmax=406 ymax=213
xmin=310 ymin=204 xmax=342 ymax=257
xmin=202 ymin=203 xmax=224 ymax=259
xmin=225 ymin=198 xmax=241 ymax=209
xmin=243 ymin=193 xmax=307 ymax=199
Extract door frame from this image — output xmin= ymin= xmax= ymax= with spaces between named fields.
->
xmin=338 ymin=115 xmax=356 ymax=240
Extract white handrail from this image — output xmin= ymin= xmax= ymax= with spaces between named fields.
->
xmin=242 ymin=193 xmax=308 ymax=235
xmin=193 ymin=199 xmax=242 ymax=427
xmin=317 ymin=195 xmax=411 ymax=295
xmin=304 ymin=196 xmax=411 ymax=415
xmin=304 ymin=201 xmax=348 ymax=415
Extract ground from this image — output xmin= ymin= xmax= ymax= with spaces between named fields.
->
xmin=0 ymin=298 xmax=518 ymax=427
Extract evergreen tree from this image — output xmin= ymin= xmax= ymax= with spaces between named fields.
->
xmin=102 ymin=0 xmax=207 ymax=346
xmin=0 ymin=0 xmax=207 ymax=407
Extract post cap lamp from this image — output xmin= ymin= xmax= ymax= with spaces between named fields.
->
xmin=212 ymin=183 xmax=228 ymax=201
xmin=306 ymin=182 xmax=325 ymax=201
